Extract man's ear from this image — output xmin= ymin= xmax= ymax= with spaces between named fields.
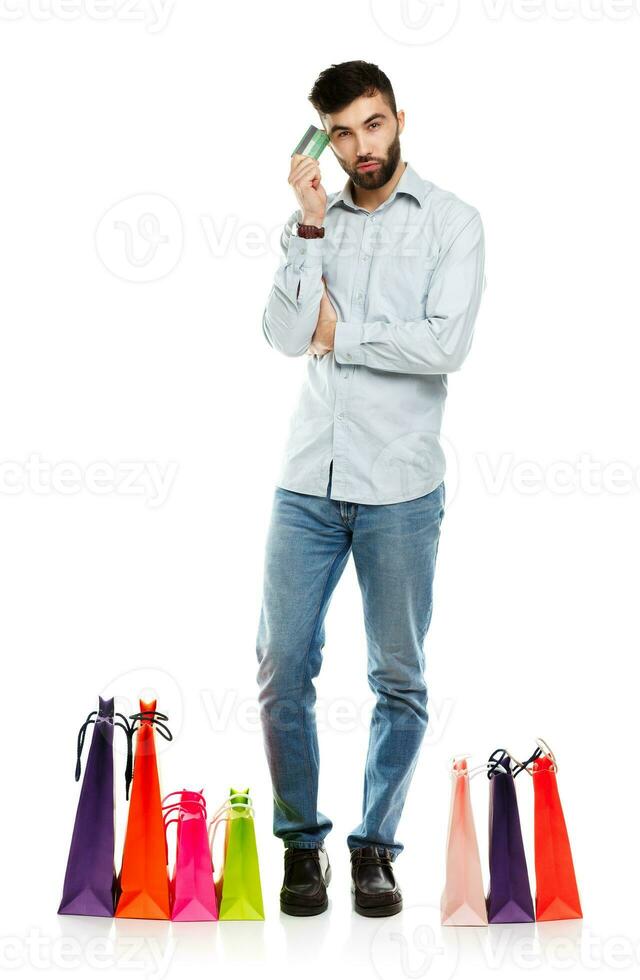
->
xmin=396 ymin=109 xmax=405 ymax=135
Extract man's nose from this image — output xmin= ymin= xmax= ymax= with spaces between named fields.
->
xmin=355 ymin=138 xmax=373 ymax=158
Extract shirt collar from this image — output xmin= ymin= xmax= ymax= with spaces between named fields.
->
xmin=326 ymin=160 xmax=427 ymax=213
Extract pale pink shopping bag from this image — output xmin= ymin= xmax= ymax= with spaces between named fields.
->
xmin=163 ymin=789 xmax=218 ymax=921
xmin=440 ymin=757 xmax=489 ymax=926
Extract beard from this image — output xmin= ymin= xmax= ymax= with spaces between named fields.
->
xmin=341 ymin=125 xmax=402 ymax=190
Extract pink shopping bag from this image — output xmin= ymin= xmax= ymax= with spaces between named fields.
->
xmin=163 ymin=789 xmax=218 ymax=922
xmin=441 ymin=757 xmax=489 ymax=926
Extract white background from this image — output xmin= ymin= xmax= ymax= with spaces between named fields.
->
xmin=1 ymin=1 xmax=638 ymax=978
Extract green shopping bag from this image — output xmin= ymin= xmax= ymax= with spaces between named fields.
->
xmin=209 ymin=787 xmax=265 ymax=920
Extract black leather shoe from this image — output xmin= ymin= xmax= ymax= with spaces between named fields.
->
xmin=350 ymin=845 xmax=403 ymax=917
xmin=280 ymin=845 xmax=331 ymax=916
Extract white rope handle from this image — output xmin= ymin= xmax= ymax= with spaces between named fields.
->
xmin=450 ymin=742 xmax=559 ymax=780
xmin=208 ymin=793 xmax=253 ymax=824
xmin=535 ymin=737 xmax=558 ymax=771
xmin=207 ymin=800 xmax=255 ymax=830
xmin=207 ymin=800 xmax=255 ymax=861
xmin=510 ymin=738 xmax=559 ymax=777
xmin=450 ymin=759 xmax=510 ymax=780
xmin=208 ymin=813 xmax=228 ymax=861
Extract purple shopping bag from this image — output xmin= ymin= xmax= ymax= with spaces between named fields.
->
xmin=58 ymin=696 xmax=132 ymax=916
xmin=485 ymin=749 xmax=535 ymax=923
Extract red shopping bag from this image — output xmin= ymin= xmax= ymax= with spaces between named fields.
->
xmin=514 ymin=739 xmax=582 ymax=922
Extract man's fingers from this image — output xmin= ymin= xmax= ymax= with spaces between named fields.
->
xmin=290 ymin=152 xmax=318 ymax=171
xmin=290 ymin=167 xmax=320 ymax=190
xmin=289 ymin=157 xmax=321 ymax=186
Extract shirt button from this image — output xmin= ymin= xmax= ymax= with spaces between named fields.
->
xmin=337 ymin=413 xmax=344 ymax=420
xmin=345 ymin=353 xmax=352 ymax=360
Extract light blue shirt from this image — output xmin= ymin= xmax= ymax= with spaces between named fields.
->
xmin=262 ymin=160 xmax=486 ymax=505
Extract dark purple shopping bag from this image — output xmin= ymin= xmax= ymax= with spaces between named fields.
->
xmin=58 ymin=696 xmax=132 ymax=916
xmin=485 ymin=749 xmax=535 ymax=923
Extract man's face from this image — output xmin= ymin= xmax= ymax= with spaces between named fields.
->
xmin=323 ymin=92 xmax=404 ymax=190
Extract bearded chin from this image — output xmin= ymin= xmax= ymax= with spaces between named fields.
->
xmin=350 ymin=129 xmax=402 ymax=189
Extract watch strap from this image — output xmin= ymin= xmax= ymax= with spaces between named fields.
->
xmin=297 ymin=222 xmax=325 ymax=239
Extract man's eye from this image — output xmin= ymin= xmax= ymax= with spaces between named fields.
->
xmin=369 ymin=122 xmax=380 ymax=129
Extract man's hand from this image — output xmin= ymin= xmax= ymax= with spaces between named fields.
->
xmin=308 ymin=278 xmax=337 ymax=357
xmin=289 ymin=153 xmax=327 ymax=226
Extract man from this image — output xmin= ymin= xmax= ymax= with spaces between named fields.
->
xmin=255 ymin=60 xmax=485 ymax=918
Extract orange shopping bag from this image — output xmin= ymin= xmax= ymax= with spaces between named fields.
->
xmin=115 ymin=699 xmax=173 ymax=920
xmin=514 ymin=738 xmax=582 ymax=922
xmin=440 ymin=757 xmax=489 ymax=926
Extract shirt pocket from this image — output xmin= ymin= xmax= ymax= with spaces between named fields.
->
xmin=381 ymin=240 xmax=439 ymax=317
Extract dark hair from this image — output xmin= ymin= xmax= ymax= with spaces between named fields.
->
xmin=308 ymin=60 xmax=397 ymax=119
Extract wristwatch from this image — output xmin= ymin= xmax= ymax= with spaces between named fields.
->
xmin=296 ymin=222 xmax=325 ymax=239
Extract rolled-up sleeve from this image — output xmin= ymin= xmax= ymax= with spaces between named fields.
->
xmin=333 ymin=210 xmax=486 ymax=375
xmin=262 ymin=209 xmax=325 ymax=357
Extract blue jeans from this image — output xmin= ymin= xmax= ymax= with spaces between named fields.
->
xmin=255 ymin=462 xmax=445 ymax=859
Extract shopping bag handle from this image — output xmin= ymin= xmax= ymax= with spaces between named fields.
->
xmin=162 ymin=793 xmax=207 ymax=867
xmin=123 ymin=710 xmax=172 ymax=799
xmin=209 ymin=793 xmax=255 ymax=821
xmin=75 ymin=708 xmax=134 ymax=800
xmin=162 ymin=789 xmax=207 ymax=813
xmin=208 ymin=811 xmax=228 ymax=859
xmin=511 ymin=737 xmax=558 ymax=777
xmin=75 ymin=710 xmax=98 ymax=782
xmin=128 ymin=709 xmax=173 ymax=742
xmin=162 ymin=803 xmax=207 ymax=826
xmin=209 ymin=799 xmax=255 ymax=826
xmin=486 ymin=748 xmax=515 ymax=779
xmin=207 ymin=799 xmax=255 ymax=860
xmin=449 ymin=758 xmax=510 ymax=780
xmin=162 ymin=799 xmax=208 ymax=826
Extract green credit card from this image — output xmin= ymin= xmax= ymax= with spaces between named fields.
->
xmin=292 ymin=125 xmax=330 ymax=159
